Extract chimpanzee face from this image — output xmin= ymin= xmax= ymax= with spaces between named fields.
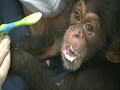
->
xmin=61 ymin=0 xmax=105 ymax=71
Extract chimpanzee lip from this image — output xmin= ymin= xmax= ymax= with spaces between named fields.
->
xmin=62 ymin=44 xmax=78 ymax=62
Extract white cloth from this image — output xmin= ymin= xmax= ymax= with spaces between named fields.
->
xmin=20 ymin=0 xmax=65 ymax=18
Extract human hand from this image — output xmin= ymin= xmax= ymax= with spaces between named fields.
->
xmin=0 ymin=35 xmax=10 ymax=86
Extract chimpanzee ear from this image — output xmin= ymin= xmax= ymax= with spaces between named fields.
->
xmin=106 ymin=41 xmax=120 ymax=63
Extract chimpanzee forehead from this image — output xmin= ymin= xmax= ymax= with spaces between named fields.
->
xmin=74 ymin=0 xmax=99 ymax=21
xmin=74 ymin=0 xmax=86 ymax=14
xmin=74 ymin=0 xmax=97 ymax=14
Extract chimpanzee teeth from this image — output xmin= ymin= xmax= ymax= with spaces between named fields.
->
xmin=70 ymin=45 xmax=78 ymax=55
xmin=74 ymin=51 xmax=78 ymax=55
xmin=70 ymin=45 xmax=74 ymax=51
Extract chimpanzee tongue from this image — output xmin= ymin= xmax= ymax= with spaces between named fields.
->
xmin=63 ymin=45 xmax=77 ymax=62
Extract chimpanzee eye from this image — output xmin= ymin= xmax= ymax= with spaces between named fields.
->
xmin=74 ymin=10 xmax=81 ymax=21
xmin=85 ymin=24 xmax=94 ymax=32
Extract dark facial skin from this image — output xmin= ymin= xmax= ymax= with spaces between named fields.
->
xmin=61 ymin=0 xmax=104 ymax=71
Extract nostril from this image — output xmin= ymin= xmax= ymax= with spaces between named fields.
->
xmin=74 ymin=34 xmax=80 ymax=38
xmin=73 ymin=31 xmax=81 ymax=38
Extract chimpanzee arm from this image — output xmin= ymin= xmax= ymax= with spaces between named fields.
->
xmin=10 ymin=48 xmax=57 ymax=90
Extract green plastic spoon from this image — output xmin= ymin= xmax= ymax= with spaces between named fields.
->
xmin=0 ymin=12 xmax=42 ymax=34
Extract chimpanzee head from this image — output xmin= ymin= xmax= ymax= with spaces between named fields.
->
xmin=61 ymin=0 xmax=119 ymax=71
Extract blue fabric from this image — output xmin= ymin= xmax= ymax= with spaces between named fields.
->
xmin=0 ymin=0 xmax=30 ymax=90
xmin=2 ymin=76 xmax=28 ymax=90
xmin=40 ymin=57 xmax=69 ymax=85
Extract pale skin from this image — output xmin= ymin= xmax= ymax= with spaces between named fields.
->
xmin=0 ymin=35 xmax=10 ymax=87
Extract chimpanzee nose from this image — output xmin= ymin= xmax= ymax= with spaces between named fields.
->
xmin=73 ymin=29 xmax=82 ymax=39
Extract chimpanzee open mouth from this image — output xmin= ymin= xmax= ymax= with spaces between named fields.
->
xmin=62 ymin=44 xmax=78 ymax=62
